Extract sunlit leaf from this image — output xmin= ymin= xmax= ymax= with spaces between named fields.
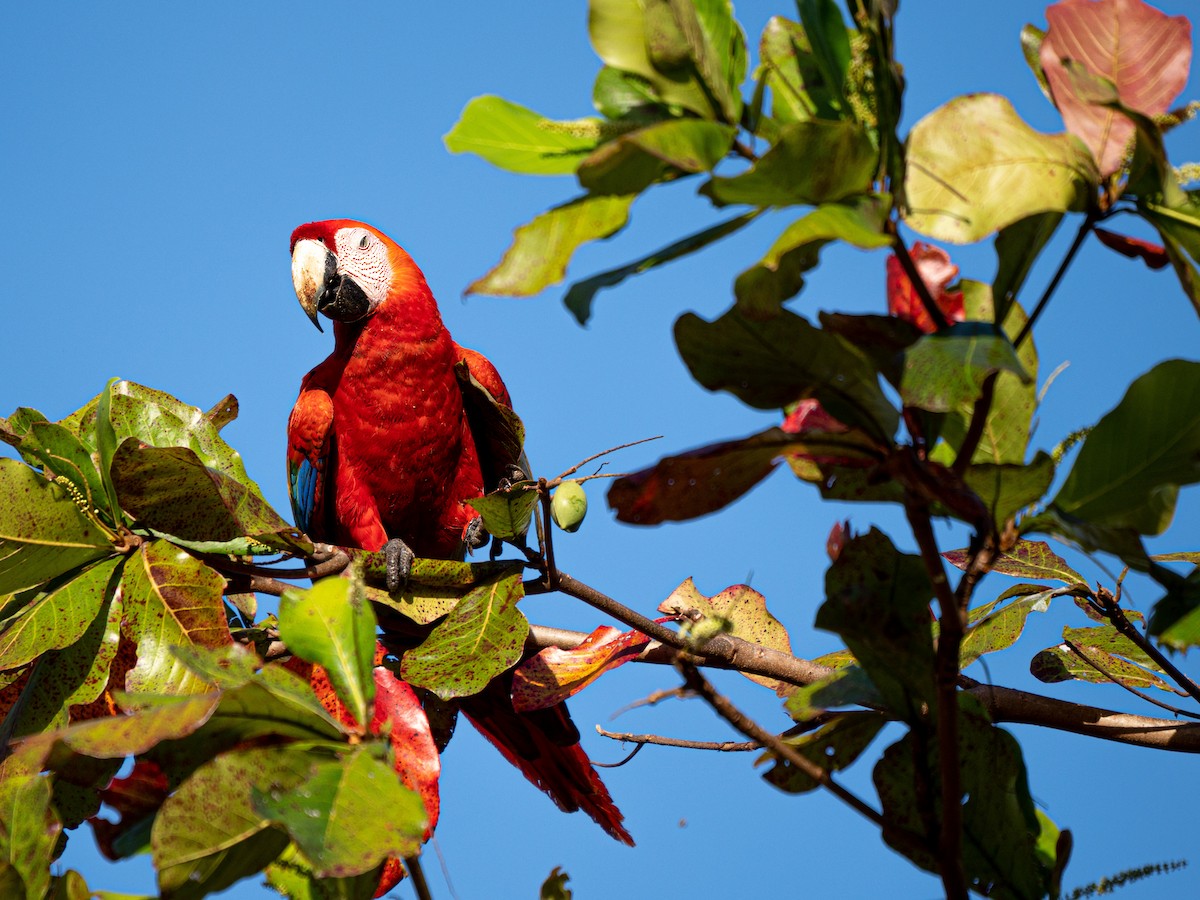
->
xmin=705 ymin=120 xmax=876 ymax=207
xmin=660 ymin=578 xmax=791 ymax=691
xmin=960 ymin=589 xmax=1054 ymax=668
xmin=905 ymin=93 xmax=1097 ymax=243
xmin=252 ymin=745 xmax=425 ymax=876
xmin=121 ymin=540 xmax=231 ymax=696
xmin=576 ymin=119 xmax=735 ymax=195
xmin=734 ymin=194 xmax=892 ymax=315
xmin=1040 ymin=0 xmax=1191 ymax=177
xmin=0 ymin=774 xmax=60 ymax=900
xmin=401 ymin=573 xmax=528 ymax=700
xmin=153 ymin=746 xmax=293 ymax=900
xmin=0 ymin=458 xmax=113 ymax=595
xmin=512 ymin=626 xmax=649 ymax=712
xmin=900 ymin=322 xmax=1030 ymax=413
xmin=279 ymin=577 xmax=376 ymax=730
xmin=467 ymin=194 xmax=635 ymax=297
xmin=1140 ymin=191 xmax=1200 ymax=317
xmin=445 ymin=95 xmax=602 ymax=175
xmin=466 ymin=482 xmax=538 ymax=541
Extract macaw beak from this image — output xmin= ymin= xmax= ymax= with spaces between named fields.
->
xmin=291 ymin=238 xmax=337 ymax=333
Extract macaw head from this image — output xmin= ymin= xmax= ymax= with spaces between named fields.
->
xmin=289 ymin=219 xmax=428 ymax=332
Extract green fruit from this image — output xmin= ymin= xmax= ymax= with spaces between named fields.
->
xmin=550 ymin=480 xmax=588 ymax=533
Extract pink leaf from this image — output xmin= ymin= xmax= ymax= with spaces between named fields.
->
xmin=1041 ymin=0 xmax=1192 ymax=177
xmin=511 ymin=626 xmax=650 ymax=713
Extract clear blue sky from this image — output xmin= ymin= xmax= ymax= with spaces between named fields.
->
xmin=3 ymin=1 xmax=1198 ymax=897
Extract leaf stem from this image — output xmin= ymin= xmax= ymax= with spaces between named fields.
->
xmin=1093 ymin=587 xmax=1200 ymax=708
xmin=1012 ymin=213 xmax=1096 ymax=350
xmin=1063 ymin=639 xmax=1200 ymax=720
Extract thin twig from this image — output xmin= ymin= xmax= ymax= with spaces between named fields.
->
xmin=1063 ymin=639 xmax=1200 ymax=720
xmin=404 ymin=854 xmax=433 ymax=900
xmin=203 ymin=550 xmax=352 ymax=581
xmin=611 ymin=687 xmax=691 ymax=718
xmin=676 ymin=659 xmax=931 ymax=862
xmin=950 ymin=372 xmax=999 ymax=477
xmin=554 ymin=436 xmax=663 ymax=483
xmin=596 ymin=727 xmax=759 ymax=752
xmin=1013 ymin=213 xmax=1095 ymax=349
xmin=591 ymin=742 xmax=645 ymax=768
xmin=1094 ymin=587 xmax=1200 ymax=707
xmin=904 ymin=497 xmax=967 ymax=900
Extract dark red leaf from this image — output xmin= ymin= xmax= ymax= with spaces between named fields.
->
xmin=1094 ymin=227 xmax=1169 ymax=269
xmin=90 ymin=759 xmax=170 ymax=860
xmin=827 ymin=520 xmax=851 ymax=562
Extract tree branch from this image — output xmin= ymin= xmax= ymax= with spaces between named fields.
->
xmin=596 ymin=727 xmax=760 ymax=752
xmin=1063 ymin=639 xmax=1200 ymax=720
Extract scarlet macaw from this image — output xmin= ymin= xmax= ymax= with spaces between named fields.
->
xmin=286 ymin=219 xmax=631 ymax=844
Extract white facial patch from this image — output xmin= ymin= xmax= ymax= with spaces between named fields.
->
xmin=334 ymin=227 xmax=391 ymax=313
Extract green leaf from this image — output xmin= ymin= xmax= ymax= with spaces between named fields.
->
xmin=992 ymin=213 xmax=1063 ymax=322
xmin=1019 ymin=24 xmax=1052 ymax=102
xmin=784 ymin=665 xmax=882 ymax=722
xmin=362 ymin=559 xmax=525 ymax=627
xmin=944 ymin=539 xmax=1085 ymax=585
xmin=937 ymin=283 xmax=1038 ymax=466
xmin=963 ymin=452 xmax=1055 ymax=526
xmin=0 ymin=556 xmax=120 ymax=671
xmin=576 ymin=119 xmax=735 ymax=195
xmin=795 ymin=0 xmax=851 ymax=117
xmin=264 ymin=842 xmax=382 ymax=900
xmin=815 ymin=528 xmax=934 ymax=718
xmin=444 ymin=95 xmax=603 ymax=175
xmin=565 ymin=211 xmax=760 ymax=325
xmin=589 ymin=0 xmax=745 ymax=123
xmin=900 ymin=322 xmax=1030 ymax=413
xmin=734 ymin=194 xmax=892 ymax=315
xmin=121 ymin=540 xmax=231 ymax=695
xmin=153 ymin=746 xmax=293 ymax=900
xmin=1139 ymin=191 xmax=1200 ymax=318
xmin=757 ymin=16 xmax=821 ymax=122
xmin=1051 ymin=359 xmax=1200 ymax=535
xmin=705 ymin=120 xmax=876 ymax=207
xmin=0 ymin=774 xmax=60 ymax=900
xmin=873 ymin=696 xmax=1050 ymax=897
xmin=0 ymin=458 xmax=113 ymax=595
xmin=761 ymin=712 xmax=884 ymax=793
xmin=466 ymin=481 xmax=538 ymax=541
xmin=960 ymin=589 xmax=1053 ymax=668
xmin=401 ymin=573 xmax=528 ymax=700
xmin=541 ymin=866 xmax=574 ymax=900
xmin=1030 ymin=628 xmax=1180 ymax=695
xmin=674 ymin=307 xmax=898 ymax=443
xmin=904 ymin=94 xmax=1098 ymax=243
xmin=279 ymin=576 xmax=376 ymax=730
xmin=467 ymin=193 xmax=635 ymax=297
xmin=63 ymin=583 xmax=123 ymax=707
xmin=110 ymin=440 xmax=304 ymax=552
xmin=592 ymin=67 xmax=668 ymax=118
xmin=0 ymin=418 xmax=112 ymax=527
xmin=252 ymin=745 xmax=425 ymax=876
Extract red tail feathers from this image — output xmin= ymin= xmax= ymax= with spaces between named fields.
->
xmin=460 ymin=680 xmax=633 ymax=846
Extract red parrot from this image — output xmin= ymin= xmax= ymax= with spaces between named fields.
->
xmin=285 ymin=219 xmax=632 ymax=845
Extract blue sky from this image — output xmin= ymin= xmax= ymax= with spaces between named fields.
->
xmin=3 ymin=1 xmax=1198 ymax=897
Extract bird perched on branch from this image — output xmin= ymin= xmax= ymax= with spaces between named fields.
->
xmin=285 ymin=218 xmax=631 ymax=844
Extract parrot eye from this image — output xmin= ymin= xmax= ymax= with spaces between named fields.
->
xmin=358 ymin=234 xmax=370 ymax=250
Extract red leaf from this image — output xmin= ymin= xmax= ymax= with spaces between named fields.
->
xmin=886 ymin=243 xmax=965 ymax=333
xmin=782 ymin=398 xmax=848 ymax=435
xmin=511 ymin=627 xmax=650 ymax=713
xmin=1094 ymin=227 xmax=1169 ymax=269
xmin=826 ymin=520 xmax=851 ymax=562
xmin=90 ymin=759 xmax=170 ymax=860
xmin=1041 ymin=0 xmax=1192 ymax=177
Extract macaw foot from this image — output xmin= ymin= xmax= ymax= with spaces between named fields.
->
xmin=463 ymin=516 xmax=490 ymax=553
xmin=384 ymin=538 xmax=415 ymax=593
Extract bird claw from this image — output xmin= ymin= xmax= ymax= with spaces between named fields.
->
xmin=464 ymin=517 xmax=490 ymax=553
xmin=384 ymin=538 xmax=415 ymax=593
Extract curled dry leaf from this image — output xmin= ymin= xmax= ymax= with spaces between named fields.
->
xmin=512 ymin=626 xmax=650 ymax=713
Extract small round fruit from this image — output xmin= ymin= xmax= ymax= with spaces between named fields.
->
xmin=551 ymin=481 xmax=588 ymax=533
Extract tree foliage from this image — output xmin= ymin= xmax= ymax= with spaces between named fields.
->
xmin=2 ymin=0 xmax=1199 ymax=897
